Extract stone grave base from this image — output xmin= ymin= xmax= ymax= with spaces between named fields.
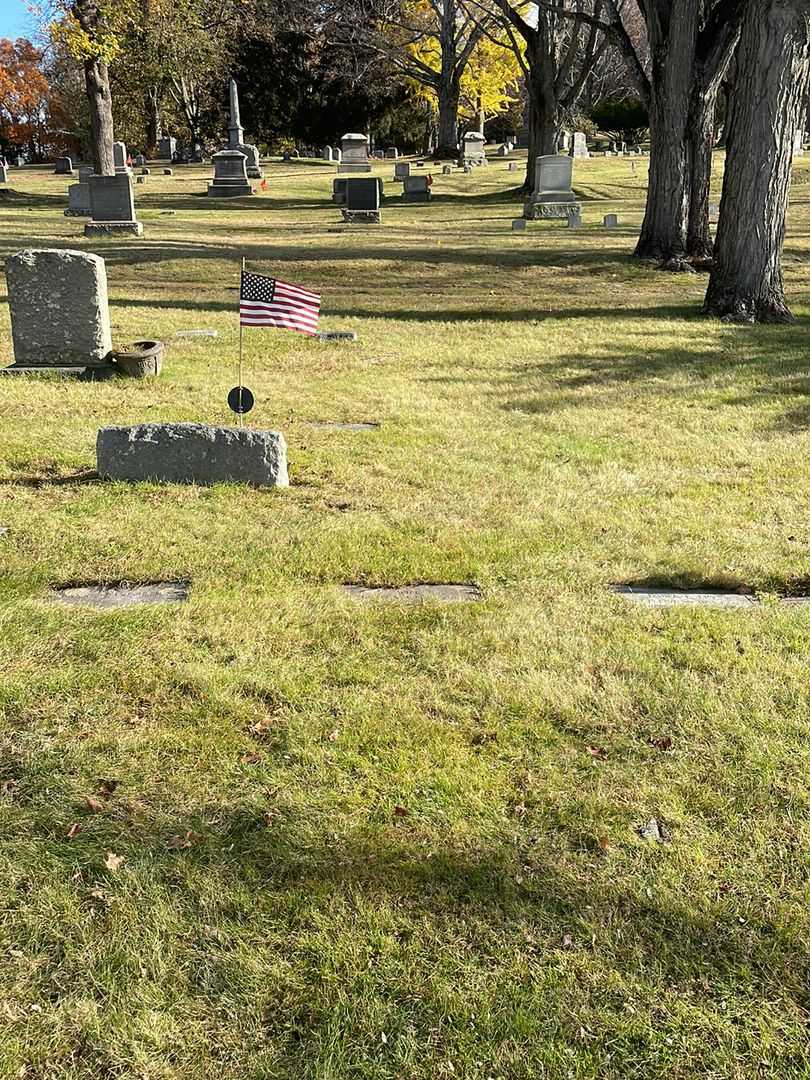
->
xmin=97 ymin=422 xmax=289 ymax=488
xmin=524 ymin=199 xmax=581 ymax=220
xmin=0 ymin=363 xmax=116 ymax=377
xmin=207 ymin=182 xmax=253 ymax=197
xmin=337 ymin=164 xmax=372 ymax=174
xmin=341 ymin=209 xmax=380 ymax=224
xmin=344 ymin=583 xmax=482 ymax=604
xmin=64 ymin=208 xmax=92 ymax=217
xmin=51 ymin=581 xmax=190 ymax=609
xmin=85 ymin=221 xmax=144 ymax=237
xmin=316 ymin=331 xmax=358 ymax=343
xmin=402 ymin=192 xmax=431 ymax=202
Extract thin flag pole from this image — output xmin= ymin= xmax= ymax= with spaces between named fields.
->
xmin=238 ymin=256 xmax=245 ymax=427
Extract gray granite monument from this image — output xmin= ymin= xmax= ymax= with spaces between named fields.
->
xmin=208 ymin=149 xmax=253 ymax=197
xmin=341 ymin=177 xmax=381 ymax=222
xmin=54 ymin=157 xmax=75 ymax=176
xmin=226 ymin=79 xmax=262 ymax=178
xmin=402 ymin=175 xmax=431 ymax=202
xmin=158 ymin=136 xmax=176 ymax=159
xmin=4 ymin=249 xmax=112 ymax=371
xmin=338 ymin=133 xmax=372 ymax=174
xmin=524 ymin=154 xmax=579 ymax=219
xmin=459 ymin=132 xmax=486 ymax=167
xmin=113 ymin=141 xmax=130 ymax=174
xmin=85 ymin=173 xmax=143 ymax=236
xmin=572 ymin=132 xmax=589 ymax=159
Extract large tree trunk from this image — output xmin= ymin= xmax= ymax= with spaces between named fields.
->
xmin=524 ymin=39 xmax=559 ymax=191
xmin=436 ymin=74 xmax=461 ymax=156
xmin=635 ymin=0 xmax=700 ymax=260
xmin=704 ymin=0 xmax=810 ymax=322
xmin=83 ymin=57 xmax=115 ymax=175
xmin=685 ymin=82 xmax=718 ymax=258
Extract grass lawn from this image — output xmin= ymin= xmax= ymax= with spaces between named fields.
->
xmin=1 ymin=152 xmax=810 ymax=1079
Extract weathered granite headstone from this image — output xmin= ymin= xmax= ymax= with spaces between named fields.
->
xmin=323 ymin=145 xmax=334 ymax=161
xmin=385 ymin=147 xmax=399 ymax=158
xmin=524 ymin=154 xmax=579 ymax=219
xmin=603 ymin=213 xmax=618 ymax=227
xmin=572 ymin=132 xmax=589 ymax=158
xmin=65 ymin=181 xmax=92 ymax=217
xmin=459 ymin=131 xmax=486 ymax=166
xmin=85 ymin=173 xmax=144 ymax=236
xmin=567 ymin=206 xmax=582 ymax=227
xmin=134 ymin=154 xmax=146 ymax=166
xmin=113 ymin=141 xmax=129 ymax=174
xmin=442 ymin=164 xmax=452 ymax=175
xmin=338 ymin=133 xmax=372 ymax=173
xmin=0 ymin=164 xmax=7 ymax=184
xmin=394 ymin=161 xmax=411 ymax=180
xmin=497 ymin=144 xmax=509 ymax=157
xmin=164 ymin=168 xmax=173 ymax=175
xmin=402 ymin=175 xmax=431 ymax=202
xmin=559 ymin=131 xmax=570 ymax=152
xmin=207 ymin=150 xmax=252 ymax=197
xmin=54 ymin=156 xmax=75 ymax=176
xmin=4 ymin=249 xmax=112 ymax=370
xmin=226 ymin=78 xmax=262 ymax=177
xmin=512 ymin=218 xmax=526 ymax=232
xmin=97 ymin=423 xmax=289 ymax=488
xmin=157 ymin=136 xmax=176 ymax=159
xmin=342 ymin=177 xmax=381 ymax=222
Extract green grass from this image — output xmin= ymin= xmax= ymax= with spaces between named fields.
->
xmin=1 ymin=151 xmax=810 ymax=1079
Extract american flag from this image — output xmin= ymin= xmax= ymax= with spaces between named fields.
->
xmin=239 ymin=271 xmax=320 ymax=336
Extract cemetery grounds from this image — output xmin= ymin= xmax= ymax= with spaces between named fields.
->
xmin=1 ymin=154 xmax=809 ymax=1079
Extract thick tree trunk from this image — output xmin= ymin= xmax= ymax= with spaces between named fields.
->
xmin=686 ymin=82 xmax=718 ymax=258
xmin=524 ymin=41 xmax=559 ymax=191
xmin=436 ymin=74 xmax=461 ymax=156
xmin=635 ymin=0 xmax=700 ymax=260
xmin=704 ymin=0 xmax=810 ymax=322
xmin=83 ymin=57 xmax=115 ymax=175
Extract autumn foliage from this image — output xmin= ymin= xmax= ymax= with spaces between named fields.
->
xmin=0 ymin=38 xmax=71 ymax=160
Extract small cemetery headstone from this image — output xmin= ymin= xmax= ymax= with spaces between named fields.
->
xmin=113 ymin=141 xmax=129 ymax=174
xmin=338 ymin=133 xmax=372 ymax=173
xmin=567 ymin=206 xmax=582 ymax=227
xmin=0 ymin=164 xmax=7 ymax=184
xmin=134 ymin=154 xmax=146 ymax=166
xmin=603 ymin=213 xmax=618 ymax=227
xmin=51 ymin=581 xmax=189 ymax=609
xmin=54 ymin=156 xmax=75 ymax=176
xmin=572 ymin=132 xmax=589 ymax=158
xmin=463 ymin=164 xmax=472 ymax=174
xmin=85 ymin=174 xmax=143 ymax=236
xmin=65 ymin=181 xmax=92 ymax=217
xmin=78 ymin=166 xmax=94 ymax=182
xmin=524 ymin=154 xmax=579 ymax=219
xmin=136 ymin=175 xmax=147 ymax=184
xmin=394 ymin=161 xmax=411 ymax=181
xmin=141 ymin=167 xmax=150 ymax=175
xmin=341 ymin=177 xmax=381 ymax=223
xmin=316 ymin=330 xmax=358 ymax=343
xmin=97 ymin=423 xmax=289 ymax=489
xmin=207 ymin=150 xmax=252 ymax=197
xmin=402 ymin=175 xmax=431 ymax=202
xmin=4 ymin=249 xmax=112 ymax=371
xmin=512 ymin=218 xmax=526 ymax=232
xmin=559 ymin=131 xmax=570 ymax=152
xmin=497 ymin=144 xmax=509 ymax=157
xmin=344 ymin=583 xmax=482 ymax=605
xmin=385 ymin=147 xmax=399 ymax=159
xmin=442 ymin=164 xmax=452 ymax=175
xmin=164 ymin=168 xmax=173 ymax=175
xmin=158 ymin=136 xmax=176 ymax=159
xmin=458 ymin=131 xmax=486 ymax=167
xmin=508 ymin=162 xmax=518 ymax=172
xmin=323 ymin=145 xmax=334 ymax=161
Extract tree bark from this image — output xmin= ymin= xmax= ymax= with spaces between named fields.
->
xmin=436 ymin=73 xmax=461 ymax=156
xmin=145 ymin=84 xmax=162 ymax=158
xmin=524 ymin=38 xmax=559 ymax=190
xmin=83 ymin=56 xmax=115 ymax=175
xmin=635 ymin=0 xmax=700 ymax=260
xmin=704 ymin=0 xmax=810 ymax=322
xmin=685 ymin=82 xmax=718 ymax=258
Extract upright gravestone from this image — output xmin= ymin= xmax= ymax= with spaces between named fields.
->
xmin=342 ymin=177 xmax=381 ymax=223
xmin=524 ymin=154 xmax=579 ymax=219
xmin=4 ymin=249 xmax=112 ymax=371
xmin=134 ymin=153 xmax=146 ymax=167
xmin=385 ymin=147 xmax=399 ymax=159
xmin=113 ymin=141 xmax=130 ymax=174
xmin=226 ymin=79 xmax=262 ymax=178
xmin=65 ymin=178 xmax=92 ymax=217
xmin=394 ymin=161 xmax=411 ymax=181
xmin=402 ymin=176 xmax=431 ymax=202
xmin=572 ymin=132 xmax=589 ymax=159
xmin=0 ymin=164 xmax=7 ymax=184
xmin=338 ymin=133 xmax=372 ymax=174
xmin=158 ymin=136 xmax=176 ymax=160
xmin=323 ymin=145 xmax=334 ymax=161
xmin=458 ymin=131 xmax=487 ymax=167
xmin=559 ymin=131 xmax=570 ymax=153
xmin=207 ymin=150 xmax=253 ymax=197
xmin=54 ymin=157 xmax=75 ymax=176
xmin=85 ymin=173 xmax=144 ymax=236
xmin=497 ymin=144 xmax=509 ymax=157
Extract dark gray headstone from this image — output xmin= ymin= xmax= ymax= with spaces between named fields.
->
xmin=346 ymin=177 xmax=380 ymax=211
xmin=85 ymin=174 xmax=143 ymax=236
xmin=208 ymin=150 xmax=252 ymax=197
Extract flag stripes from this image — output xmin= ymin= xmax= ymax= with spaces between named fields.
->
xmin=239 ymin=271 xmax=320 ymax=335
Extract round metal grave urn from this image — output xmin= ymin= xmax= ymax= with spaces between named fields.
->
xmin=112 ymin=340 xmax=164 ymax=378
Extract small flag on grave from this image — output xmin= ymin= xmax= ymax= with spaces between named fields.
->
xmin=260 ymin=178 xmax=268 ymax=191
xmin=239 ymin=271 xmax=320 ymax=337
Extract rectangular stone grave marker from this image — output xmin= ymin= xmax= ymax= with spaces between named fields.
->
xmin=394 ymin=161 xmax=411 ymax=180
xmin=459 ymin=131 xmax=486 ymax=167
xmin=402 ymin=175 xmax=431 ymax=202
xmin=65 ymin=181 xmax=92 ymax=217
xmin=512 ymin=218 xmax=526 ymax=232
xmin=572 ymin=132 xmax=589 ymax=158
xmin=97 ymin=423 xmax=289 ymax=488
xmin=524 ymin=154 xmax=579 ymax=219
xmin=338 ymin=133 xmax=372 ymax=173
xmin=342 ymin=177 xmax=381 ymax=222
xmin=54 ymin=156 xmax=75 ymax=176
xmin=113 ymin=141 xmax=129 ymax=173
xmin=603 ymin=213 xmax=618 ymax=227
xmin=0 ymin=164 xmax=7 ymax=184
xmin=85 ymin=174 xmax=143 ymax=236
xmin=158 ymin=136 xmax=176 ymax=159
xmin=5 ymin=249 xmax=112 ymax=370
xmin=207 ymin=150 xmax=252 ymax=197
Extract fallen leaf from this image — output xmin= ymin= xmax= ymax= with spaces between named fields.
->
xmin=586 ymin=745 xmax=608 ymax=759
xmin=1 ymin=779 xmax=18 ymax=798
xmin=87 ymin=886 xmax=107 ymax=901
xmin=66 ymin=822 xmax=81 ymax=840
xmin=240 ymin=751 xmax=262 ymax=765
xmin=167 ymin=830 xmax=203 ymax=850
xmin=596 ymin=835 xmax=610 ymax=853
xmin=650 ymin=736 xmax=674 ymax=752
xmin=249 ymin=717 xmax=275 ymax=737
xmin=562 ymin=933 xmax=574 ymax=948
xmin=83 ymin=796 xmax=105 ymax=813
xmin=327 ymin=729 xmax=340 ymax=742
xmin=104 ymin=852 xmax=125 ymax=871
xmin=471 ymin=731 xmax=498 ymax=746
xmin=96 ymin=778 xmax=119 ymax=798
xmin=393 ymin=805 xmax=409 ymax=818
